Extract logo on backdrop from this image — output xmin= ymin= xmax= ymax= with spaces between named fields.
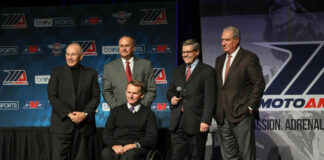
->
xmin=140 ymin=9 xmax=167 ymax=25
xmin=255 ymin=42 xmax=324 ymax=111
xmin=23 ymin=101 xmax=43 ymax=109
xmin=35 ymin=75 xmax=50 ymax=84
xmin=34 ymin=17 xmax=76 ymax=27
xmin=1 ymin=13 xmax=27 ymax=29
xmin=22 ymin=45 xmax=42 ymax=54
xmin=150 ymin=44 xmax=171 ymax=53
xmin=0 ymin=46 xmax=19 ymax=55
xmin=112 ymin=11 xmax=132 ymax=24
xmin=82 ymin=17 xmax=103 ymax=25
xmin=153 ymin=68 xmax=167 ymax=84
xmin=0 ymin=101 xmax=19 ymax=110
xmin=74 ymin=41 xmax=97 ymax=56
xmin=151 ymin=103 xmax=170 ymax=111
xmin=2 ymin=70 xmax=28 ymax=85
xmin=102 ymin=45 xmax=145 ymax=55
xmin=47 ymin=43 xmax=67 ymax=56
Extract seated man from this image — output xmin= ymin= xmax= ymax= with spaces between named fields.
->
xmin=101 ymin=80 xmax=158 ymax=160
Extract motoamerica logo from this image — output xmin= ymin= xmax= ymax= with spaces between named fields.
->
xmin=255 ymin=41 xmax=324 ymax=111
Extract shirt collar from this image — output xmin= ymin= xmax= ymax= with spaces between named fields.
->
xmin=127 ymin=103 xmax=141 ymax=113
xmin=121 ymin=56 xmax=134 ymax=64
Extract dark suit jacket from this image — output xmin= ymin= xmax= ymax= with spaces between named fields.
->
xmin=102 ymin=57 xmax=156 ymax=108
xmin=215 ymin=48 xmax=265 ymax=124
xmin=167 ymin=61 xmax=216 ymax=134
xmin=47 ymin=64 xmax=100 ymax=136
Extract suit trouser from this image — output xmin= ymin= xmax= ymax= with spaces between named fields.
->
xmin=51 ymin=128 xmax=89 ymax=160
xmin=171 ymin=114 xmax=208 ymax=160
xmin=101 ymin=147 xmax=147 ymax=160
xmin=218 ymin=115 xmax=256 ymax=160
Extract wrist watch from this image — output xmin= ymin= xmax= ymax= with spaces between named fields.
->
xmin=135 ymin=142 xmax=141 ymax=148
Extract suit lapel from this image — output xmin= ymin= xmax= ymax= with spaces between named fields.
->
xmin=224 ymin=49 xmax=243 ymax=86
xmin=117 ymin=58 xmax=129 ymax=83
xmin=63 ymin=65 xmax=76 ymax=107
xmin=77 ymin=65 xmax=86 ymax=98
xmin=186 ymin=61 xmax=202 ymax=84
xmin=132 ymin=57 xmax=139 ymax=80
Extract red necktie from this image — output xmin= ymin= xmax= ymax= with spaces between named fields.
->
xmin=225 ymin=55 xmax=232 ymax=81
xmin=126 ymin=61 xmax=132 ymax=82
xmin=186 ymin=65 xmax=191 ymax=81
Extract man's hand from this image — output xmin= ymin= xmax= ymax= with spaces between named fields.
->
xmin=200 ymin=122 xmax=209 ymax=133
xmin=249 ymin=109 xmax=253 ymax=115
xmin=171 ymin=96 xmax=182 ymax=106
xmin=122 ymin=143 xmax=136 ymax=152
xmin=112 ymin=145 xmax=124 ymax=155
xmin=68 ymin=111 xmax=87 ymax=124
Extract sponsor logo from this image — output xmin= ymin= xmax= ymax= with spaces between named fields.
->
xmin=22 ymin=45 xmax=42 ymax=54
xmin=1 ymin=13 xmax=27 ymax=29
xmin=23 ymin=101 xmax=43 ymax=109
xmin=255 ymin=41 xmax=324 ymax=111
xmin=47 ymin=43 xmax=66 ymax=56
xmin=0 ymin=46 xmax=18 ymax=55
xmin=35 ymin=75 xmax=50 ymax=84
xmin=34 ymin=17 xmax=76 ymax=27
xmin=140 ymin=9 xmax=167 ymax=25
xmin=151 ymin=103 xmax=170 ymax=111
xmin=153 ymin=68 xmax=167 ymax=84
xmin=33 ymin=18 xmax=52 ymax=27
xmin=0 ymin=101 xmax=19 ymax=110
xmin=2 ymin=70 xmax=28 ymax=85
xmin=74 ymin=41 xmax=97 ymax=56
xmin=112 ymin=11 xmax=132 ymax=24
xmin=82 ymin=17 xmax=103 ymax=25
xmin=102 ymin=102 xmax=110 ymax=111
xmin=102 ymin=45 xmax=145 ymax=55
xmin=150 ymin=44 xmax=171 ymax=53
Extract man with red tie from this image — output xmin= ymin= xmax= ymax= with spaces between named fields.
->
xmin=102 ymin=35 xmax=156 ymax=109
xmin=214 ymin=26 xmax=265 ymax=160
xmin=167 ymin=39 xmax=216 ymax=160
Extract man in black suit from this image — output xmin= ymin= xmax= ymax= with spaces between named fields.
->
xmin=101 ymin=80 xmax=157 ymax=160
xmin=214 ymin=26 xmax=265 ymax=160
xmin=167 ymin=39 xmax=216 ymax=160
xmin=47 ymin=43 xmax=100 ymax=160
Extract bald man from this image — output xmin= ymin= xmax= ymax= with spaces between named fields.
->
xmin=48 ymin=43 xmax=100 ymax=160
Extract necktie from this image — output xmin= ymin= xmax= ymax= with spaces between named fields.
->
xmin=186 ymin=65 xmax=191 ymax=81
xmin=130 ymin=106 xmax=135 ymax=113
xmin=126 ymin=61 xmax=132 ymax=82
xmin=225 ymin=55 xmax=232 ymax=81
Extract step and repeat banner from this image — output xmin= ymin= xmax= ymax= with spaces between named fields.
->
xmin=201 ymin=4 xmax=324 ymax=160
xmin=0 ymin=2 xmax=177 ymax=128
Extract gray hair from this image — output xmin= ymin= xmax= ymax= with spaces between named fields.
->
xmin=182 ymin=39 xmax=200 ymax=51
xmin=223 ymin=26 xmax=241 ymax=40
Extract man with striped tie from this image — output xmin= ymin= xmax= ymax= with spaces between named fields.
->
xmin=167 ymin=39 xmax=216 ymax=160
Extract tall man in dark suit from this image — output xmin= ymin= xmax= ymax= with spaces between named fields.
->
xmin=102 ymin=35 xmax=156 ymax=109
xmin=214 ymin=26 xmax=266 ymax=160
xmin=101 ymin=80 xmax=157 ymax=160
xmin=167 ymin=39 xmax=216 ymax=160
xmin=48 ymin=43 xmax=100 ymax=160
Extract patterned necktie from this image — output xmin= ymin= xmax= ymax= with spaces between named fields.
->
xmin=130 ymin=106 xmax=135 ymax=113
xmin=186 ymin=65 xmax=191 ymax=81
xmin=225 ymin=55 xmax=232 ymax=81
xmin=126 ymin=61 xmax=132 ymax=82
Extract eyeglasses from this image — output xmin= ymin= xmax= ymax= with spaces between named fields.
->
xmin=182 ymin=50 xmax=196 ymax=54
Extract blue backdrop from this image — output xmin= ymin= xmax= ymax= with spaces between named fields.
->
xmin=0 ymin=2 xmax=177 ymax=128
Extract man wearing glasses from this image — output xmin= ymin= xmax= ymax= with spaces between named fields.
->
xmin=167 ymin=39 xmax=216 ymax=160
